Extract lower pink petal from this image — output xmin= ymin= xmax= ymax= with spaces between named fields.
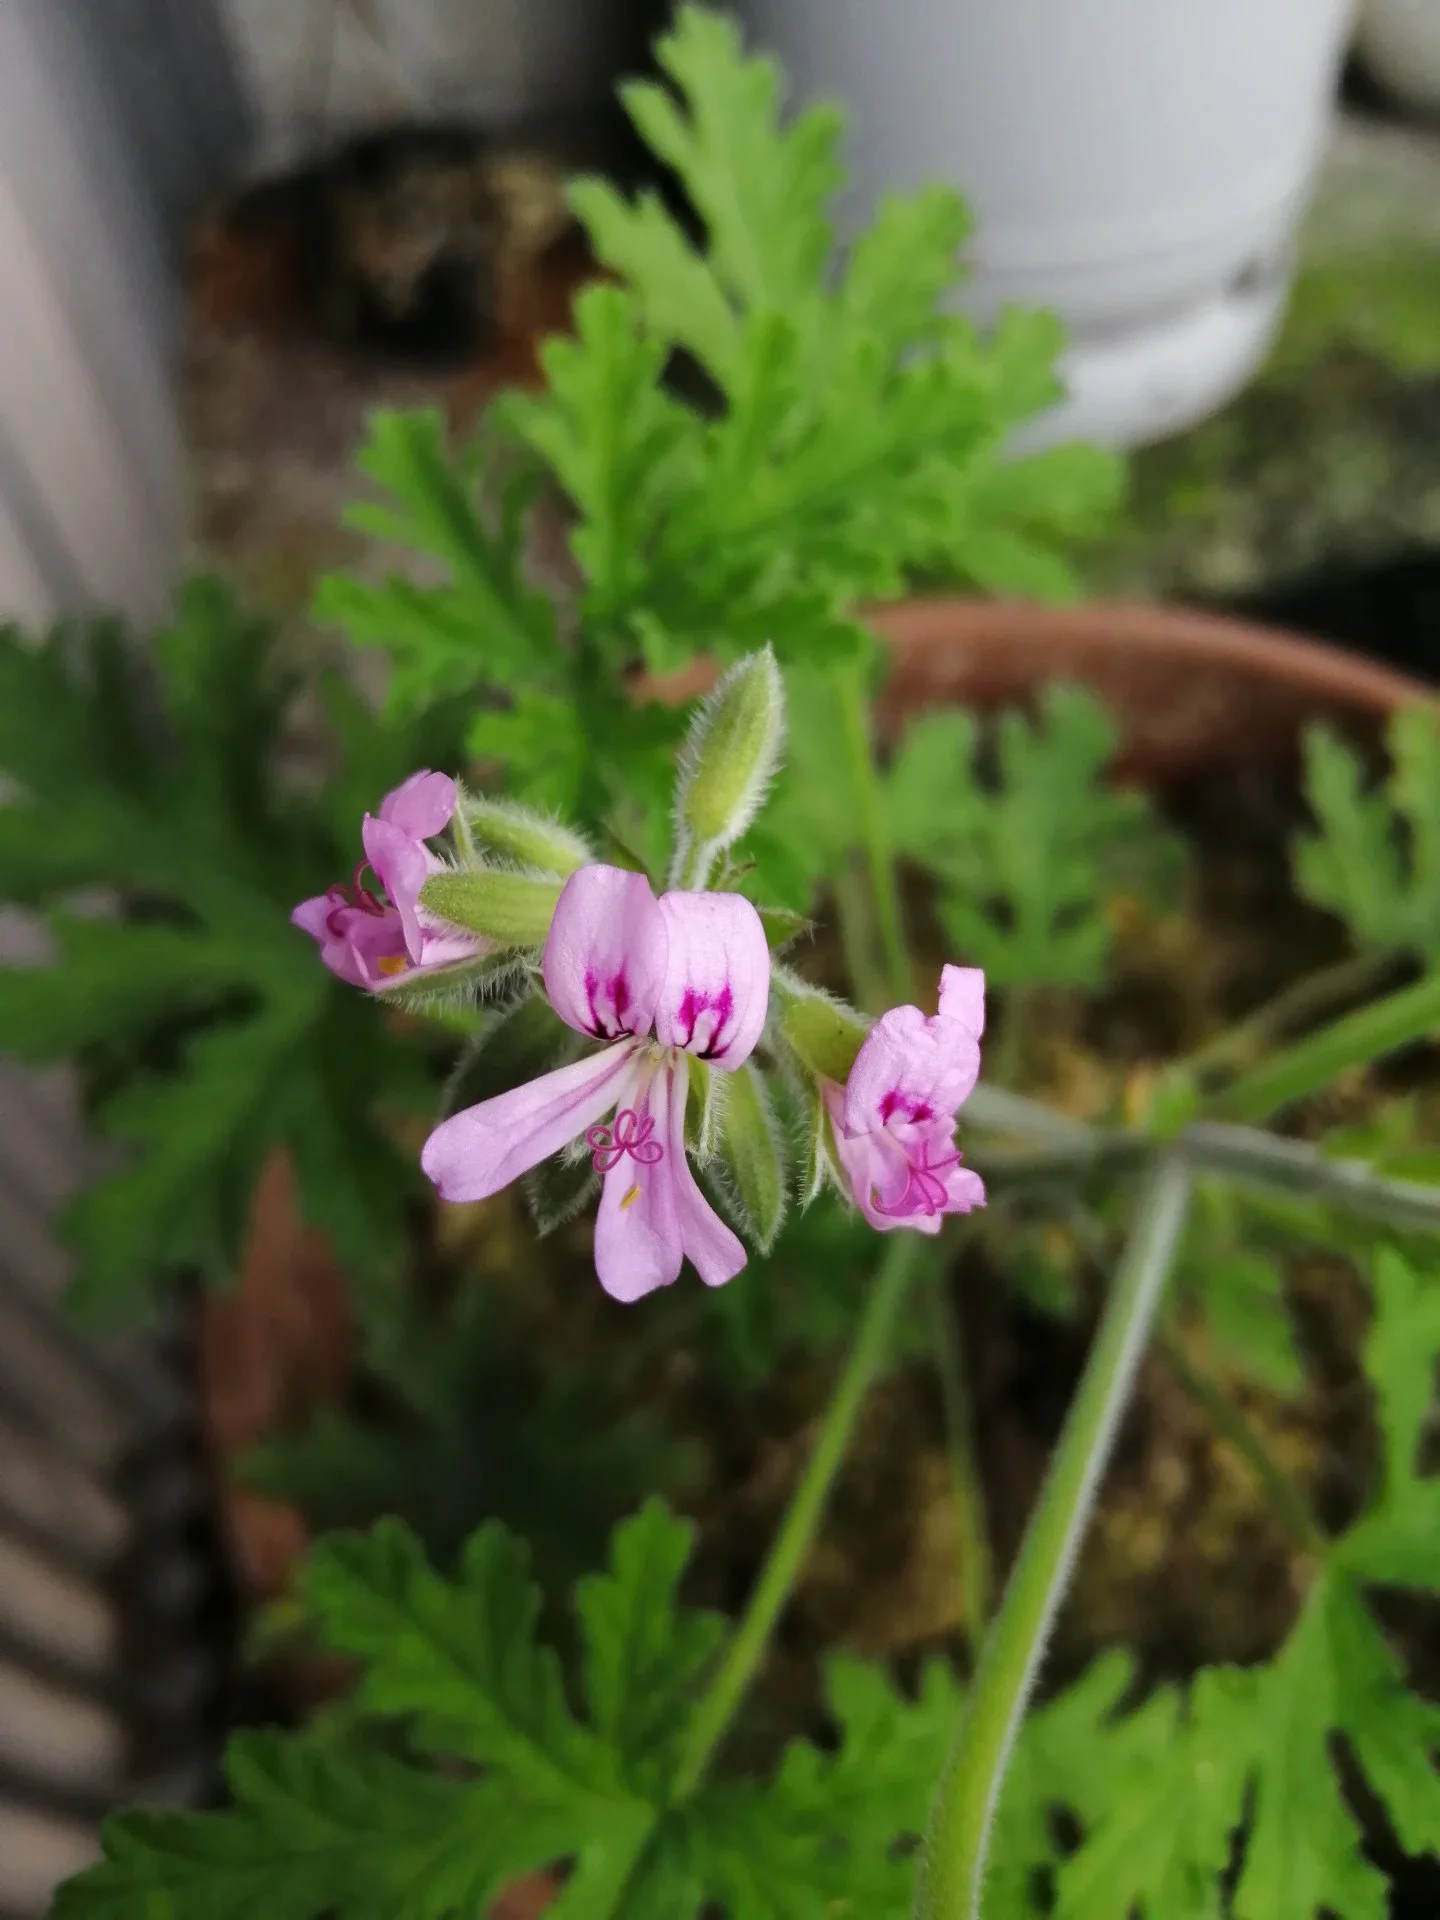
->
xmin=593 ymin=1071 xmax=685 ymax=1302
xmin=667 ymin=1064 xmax=746 ymax=1287
xmin=944 ymin=1165 xmax=987 ymax=1213
xmin=421 ymin=1041 xmax=639 ymax=1203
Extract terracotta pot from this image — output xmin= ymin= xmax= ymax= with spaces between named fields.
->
xmin=646 ymin=597 xmax=1432 ymax=773
xmin=867 ymin=598 xmax=1432 ymax=780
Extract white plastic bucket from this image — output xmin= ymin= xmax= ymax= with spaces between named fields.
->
xmin=1355 ymin=0 xmax=1440 ymax=117
xmin=737 ymin=0 xmax=1357 ymax=447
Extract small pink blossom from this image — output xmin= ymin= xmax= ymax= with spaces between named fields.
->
xmin=825 ymin=965 xmax=987 ymax=1234
xmin=421 ymin=864 xmax=769 ymax=1302
xmin=292 ymin=771 xmax=485 ymax=991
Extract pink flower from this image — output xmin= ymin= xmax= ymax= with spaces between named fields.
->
xmin=292 ymin=771 xmax=486 ymax=991
xmin=421 ymin=864 xmax=769 ymax=1302
xmin=825 ymin=965 xmax=987 ymax=1234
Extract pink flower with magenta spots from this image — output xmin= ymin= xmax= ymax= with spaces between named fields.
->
xmin=292 ymin=771 xmax=486 ymax=991
xmin=420 ymin=865 xmax=770 ymax=1302
xmin=826 ymin=965 xmax=987 ymax=1234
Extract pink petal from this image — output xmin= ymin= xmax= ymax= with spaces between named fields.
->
xmin=593 ymin=1069 xmax=685 ymax=1302
xmin=667 ymin=1061 xmax=746 ymax=1286
xmin=843 ymin=1004 xmax=981 ymax=1143
xmin=543 ymin=866 xmax=667 ymax=1042
xmin=362 ymin=814 xmax=433 ymax=963
xmin=421 ymin=1041 xmax=640 ymax=1203
xmin=943 ymin=1164 xmax=987 ymax=1213
xmin=826 ymin=1084 xmax=916 ymax=1233
xmin=380 ymin=770 xmax=456 ymax=841
xmin=654 ymin=891 xmax=769 ymax=1067
xmin=292 ymin=895 xmax=334 ymax=940
xmin=938 ymin=966 xmax=986 ymax=1039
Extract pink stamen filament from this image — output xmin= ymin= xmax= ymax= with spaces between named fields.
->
xmin=875 ymin=1142 xmax=963 ymax=1219
xmin=585 ymin=1107 xmax=665 ymax=1174
xmin=323 ymin=864 xmax=388 ymax=937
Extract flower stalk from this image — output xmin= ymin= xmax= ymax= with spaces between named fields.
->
xmin=914 ymin=1153 xmax=1192 ymax=1920
xmin=671 ymin=1230 xmax=928 ymax=1798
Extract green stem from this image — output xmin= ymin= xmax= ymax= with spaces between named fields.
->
xmin=834 ymin=857 xmax=890 ymax=1014
xmin=671 ymin=1231 xmax=927 ymax=1799
xmin=914 ymin=1153 xmax=1192 ymax=1920
xmin=992 ymin=986 xmax=1035 ymax=1091
xmin=926 ymin=1270 xmax=993 ymax=1634
xmin=1214 ymin=969 xmax=1440 ymax=1124
xmin=834 ymin=661 xmax=911 ymax=1006
xmin=1184 ymin=1119 xmax=1440 ymax=1238
xmin=1157 ymin=1329 xmax=1327 ymax=1557
xmin=1180 ymin=949 xmax=1402 ymax=1087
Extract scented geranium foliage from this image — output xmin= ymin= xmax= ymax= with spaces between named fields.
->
xmin=0 ymin=583 xmax=468 ymax=1323
xmin=314 ymin=3 xmax=1121 ymax=880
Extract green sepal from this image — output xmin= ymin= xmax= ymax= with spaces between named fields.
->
xmin=774 ymin=968 xmax=870 ymax=1084
xmin=715 ymin=1062 xmax=787 ymax=1251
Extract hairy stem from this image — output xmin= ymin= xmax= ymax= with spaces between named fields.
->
xmin=1180 ymin=949 xmax=1402 ymax=1087
xmin=914 ymin=1153 xmax=1192 ymax=1920
xmin=1157 ymin=1329 xmax=1327 ymax=1557
xmin=834 ymin=660 xmax=911 ymax=1006
xmin=1215 ymin=969 xmax=1440 ymax=1124
xmin=926 ymin=1269 xmax=993 ymax=1634
xmin=671 ymin=1231 xmax=926 ymax=1798
xmin=834 ymin=857 xmax=890 ymax=1014
xmin=1184 ymin=1119 xmax=1440 ymax=1237
xmin=991 ymin=986 xmax=1034 ymax=1091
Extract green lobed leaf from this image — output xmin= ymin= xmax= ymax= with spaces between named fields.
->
xmin=1294 ymin=709 xmax=1440 ymax=960
xmin=887 ymin=683 xmax=1184 ymax=991
xmin=576 ymin=1500 xmax=726 ymax=1798
xmin=52 ymin=1732 xmax=566 ymax=1920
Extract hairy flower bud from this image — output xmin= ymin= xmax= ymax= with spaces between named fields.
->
xmin=456 ymin=793 xmax=592 ymax=877
xmin=672 ymin=645 xmax=785 ymax=886
xmin=420 ymin=870 xmax=564 ymax=949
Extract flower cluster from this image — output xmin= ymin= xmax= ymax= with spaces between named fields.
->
xmin=292 ymin=772 xmax=486 ymax=991
xmin=294 ymin=667 xmax=985 ymax=1302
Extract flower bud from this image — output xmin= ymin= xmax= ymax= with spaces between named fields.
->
xmin=456 ymin=794 xmax=591 ymax=877
xmin=420 ymin=870 xmax=563 ymax=949
xmin=672 ymin=646 xmax=785 ymax=883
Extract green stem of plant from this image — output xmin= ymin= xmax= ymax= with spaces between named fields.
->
xmin=670 ymin=1231 xmax=927 ymax=1800
xmin=1157 ymin=1329 xmax=1327 ymax=1557
xmin=1213 ymin=969 xmax=1440 ymax=1124
xmin=1180 ymin=948 xmax=1402 ymax=1087
xmin=992 ymin=986 xmax=1035 ymax=1091
xmin=913 ymin=1153 xmax=1192 ymax=1920
xmin=834 ymin=857 xmax=891 ymax=1015
xmin=834 ymin=660 xmax=911 ymax=1007
xmin=926 ymin=1269 xmax=993 ymax=1635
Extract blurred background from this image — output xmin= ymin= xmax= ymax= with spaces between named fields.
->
xmin=2 ymin=1 xmax=1439 ymax=1911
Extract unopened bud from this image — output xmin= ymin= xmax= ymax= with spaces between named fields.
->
xmin=456 ymin=794 xmax=591 ymax=876
xmin=421 ymin=870 xmax=562 ymax=949
xmin=672 ymin=646 xmax=785 ymax=883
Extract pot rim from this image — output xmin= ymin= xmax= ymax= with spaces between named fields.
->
xmin=868 ymin=596 xmax=1432 ymax=717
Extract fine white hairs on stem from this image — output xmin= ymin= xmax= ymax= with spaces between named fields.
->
xmin=670 ymin=645 xmax=786 ymax=891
